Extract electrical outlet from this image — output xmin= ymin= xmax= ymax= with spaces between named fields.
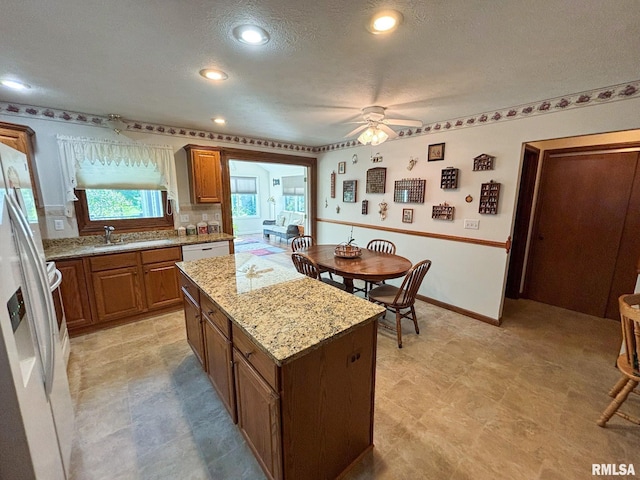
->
xmin=180 ymin=214 xmax=189 ymax=222
xmin=464 ymin=219 xmax=480 ymax=230
xmin=54 ymin=219 xmax=64 ymax=231
xmin=202 ymin=213 xmax=208 ymax=221
xmin=214 ymin=213 xmax=220 ymax=220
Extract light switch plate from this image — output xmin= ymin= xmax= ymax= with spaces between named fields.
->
xmin=54 ymin=219 xmax=64 ymax=231
xmin=180 ymin=214 xmax=189 ymax=222
xmin=464 ymin=219 xmax=479 ymax=230
xmin=202 ymin=213 xmax=208 ymax=221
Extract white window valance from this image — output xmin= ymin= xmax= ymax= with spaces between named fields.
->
xmin=282 ymin=175 xmax=305 ymax=195
xmin=56 ymin=135 xmax=179 ymax=216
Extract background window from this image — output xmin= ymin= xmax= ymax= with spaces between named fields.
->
xmin=230 ymin=176 xmax=258 ymax=217
xmin=282 ymin=175 xmax=306 ymax=213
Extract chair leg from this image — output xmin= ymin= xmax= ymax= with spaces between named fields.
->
xmin=609 ymin=375 xmax=630 ymax=398
xmin=597 ymin=378 xmax=638 ymax=427
xmin=410 ymin=305 xmax=419 ymax=334
xmin=395 ymin=309 xmax=403 ymax=348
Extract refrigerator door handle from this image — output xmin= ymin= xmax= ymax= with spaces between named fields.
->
xmin=5 ymin=193 xmax=57 ymax=395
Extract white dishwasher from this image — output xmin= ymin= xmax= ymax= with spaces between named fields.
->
xmin=182 ymin=241 xmax=230 ymax=261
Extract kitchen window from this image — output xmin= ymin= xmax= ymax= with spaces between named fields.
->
xmin=230 ymin=176 xmax=258 ymax=217
xmin=56 ymin=135 xmax=178 ymax=235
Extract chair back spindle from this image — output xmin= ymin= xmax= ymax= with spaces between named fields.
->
xmin=393 ymin=260 xmax=432 ymax=307
xmin=291 ymin=252 xmax=321 ymax=280
xmin=367 ymin=239 xmax=396 ymax=255
xmin=291 ymin=235 xmax=314 ymax=252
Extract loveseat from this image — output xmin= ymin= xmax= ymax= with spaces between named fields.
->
xmin=263 ymin=211 xmax=304 ymax=242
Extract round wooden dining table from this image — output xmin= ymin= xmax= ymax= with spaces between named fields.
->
xmin=299 ymin=244 xmax=413 ymax=294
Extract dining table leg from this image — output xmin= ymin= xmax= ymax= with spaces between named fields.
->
xmin=343 ymin=278 xmax=354 ymax=294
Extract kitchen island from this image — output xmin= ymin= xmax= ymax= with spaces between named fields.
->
xmin=176 ymin=253 xmax=385 ymax=480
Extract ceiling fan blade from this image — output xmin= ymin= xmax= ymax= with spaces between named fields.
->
xmin=378 ymin=123 xmax=398 ymax=139
xmin=344 ymin=124 xmax=369 ymax=138
xmin=383 ymin=118 xmax=423 ymax=128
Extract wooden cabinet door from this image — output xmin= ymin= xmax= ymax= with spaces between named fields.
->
xmin=144 ymin=261 xmax=181 ymax=310
xmin=56 ymin=259 xmax=93 ymax=331
xmin=183 ymin=294 xmax=205 ymax=366
xmin=92 ymin=266 xmax=144 ymax=322
xmin=203 ymin=317 xmax=236 ymax=422
xmin=189 ymin=149 xmax=221 ymax=203
xmin=234 ymin=349 xmax=282 ymax=480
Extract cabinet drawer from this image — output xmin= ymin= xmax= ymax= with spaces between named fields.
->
xmin=232 ymin=324 xmax=279 ymax=392
xmin=141 ymin=246 xmax=181 ymax=265
xmin=180 ymin=272 xmax=199 ymax=305
xmin=90 ymin=252 xmax=138 ymax=271
xmin=201 ymin=295 xmax=230 ymax=338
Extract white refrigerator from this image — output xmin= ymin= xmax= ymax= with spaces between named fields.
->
xmin=0 ymin=142 xmax=74 ymax=479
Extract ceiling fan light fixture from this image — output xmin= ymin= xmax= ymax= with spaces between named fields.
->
xmin=200 ymin=69 xmax=229 ymax=81
xmin=358 ymin=126 xmax=389 ymax=146
xmin=233 ymin=25 xmax=270 ymax=45
xmin=213 ymin=117 xmax=226 ymax=125
xmin=368 ymin=10 xmax=403 ymax=34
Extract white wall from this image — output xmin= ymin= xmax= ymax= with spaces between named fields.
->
xmin=317 ymin=98 xmax=640 ymax=321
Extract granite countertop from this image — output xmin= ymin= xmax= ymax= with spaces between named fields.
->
xmin=176 ymin=253 xmax=385 ymax=366
xmin=44 ymin=232 xmax=235 ymax=261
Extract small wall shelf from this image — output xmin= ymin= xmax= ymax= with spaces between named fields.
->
xmin=432 ymin=203 xmax=455 ymax=221
xmin=479 ymin=181 xmax=501 ymax=214
xmin=473 ymin=154 xmax=495 ymax=171
xmin=440 ymin=167 xmax=459 ymax=189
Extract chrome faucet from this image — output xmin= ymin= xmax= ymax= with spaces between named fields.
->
xmin=104 ymin=225 xmax=115 ymax=244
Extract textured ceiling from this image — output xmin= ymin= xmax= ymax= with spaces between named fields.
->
xmin=1 ymin=0 xmax=639 ymax=146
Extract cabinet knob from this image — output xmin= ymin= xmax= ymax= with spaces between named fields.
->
xmin=208 ymin=310 xmax=214 ymax=315
xmin=244 ymin=350 xmax=253 ymax=359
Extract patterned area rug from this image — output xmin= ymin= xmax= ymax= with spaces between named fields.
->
xmin=234 ymin=239 xmax=285 ymax=256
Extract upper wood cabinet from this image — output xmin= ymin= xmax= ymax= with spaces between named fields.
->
xmin=184 ymin=145 xmax=222 ymax=203
xmin=0 ymin=121 xmax=41 ymax=207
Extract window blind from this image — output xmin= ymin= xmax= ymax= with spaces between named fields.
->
xmin=230 ymin=176 xmax=257 ymax=194
xmin=282 ymin=175 xmax=305 ymax=195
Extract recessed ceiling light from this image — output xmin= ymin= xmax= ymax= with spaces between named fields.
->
xmin=1 ymin=79 xmax=31 ymax=90
xmin=233 ymin=25 xmax=270 ymax=45
xmin=199 ymin=69 xmax=228 ymax=81
xmin=213 ymin=117 xmax=226 ymax=125
xmin=367 ymin=10 xmax=403 ymax=34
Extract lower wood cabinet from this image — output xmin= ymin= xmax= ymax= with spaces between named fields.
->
xmin=55 ymin=259 xmax=92 ymax=330
xmin=183 ymin=293 xmax=204 ymax=366
xmin=202 ymin=316 xmax=236 ymax=422
xmin=234 ymin=349 xmax=282 ymax=480
xmin=59 ymin=246 xmax=183 ymax=335
xmin=92 ymin=265 xmax=144 ymax=323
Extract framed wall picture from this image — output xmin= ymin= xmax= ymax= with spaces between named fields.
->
xmin=338 ymin=161 xmax=346 ymax=174
xmin=428 ymin=143 xmax=446 ymax=161
xmin=402 ymin=208 xmax=413 ymax=223
xmin=343 ymin=180 xmax=357 ymax=202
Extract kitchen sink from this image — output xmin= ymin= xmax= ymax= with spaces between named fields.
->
xmin=92 ymin=239 xmax=174 ymax=251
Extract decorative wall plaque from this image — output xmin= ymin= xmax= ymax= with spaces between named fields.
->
xmin=361 ymin=200 xmax=368 ymax=214
xmin=393 ymin=178 xmax=426 ymax=204
xmin=343 ymin=180 xmax=357 ymax=203
xmin=366 ymin=167 xmax=386 ymax=194
xmin=330 ymin=171 xmax=336 ymax=198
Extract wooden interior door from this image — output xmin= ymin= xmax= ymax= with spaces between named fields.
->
xmin=525 ymin=151 xmax=639 ymax=318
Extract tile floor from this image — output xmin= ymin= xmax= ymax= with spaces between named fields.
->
xmin=67 ymin=256 xmax=640 ymax=479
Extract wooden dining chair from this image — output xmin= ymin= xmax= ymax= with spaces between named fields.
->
xmin=360 ymin=239 xmax=397 ymax=296
xmin=291 ymin=235 xmax=334 ymax=280
xmin=291 ymin=235 xmax=314 ymax=252
xmin=597 ymin=293 xmax=640 ymax=427
xmin=291 ymin=252 xmax=345 ymax=290
xmin=368 ymin=259 xmax=432 ymax=348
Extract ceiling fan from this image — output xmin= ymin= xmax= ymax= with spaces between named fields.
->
xmin=344 ymin=106 xmax=423 ymax=145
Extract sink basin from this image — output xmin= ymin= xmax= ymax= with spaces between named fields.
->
xmin=92 ymin=239 xmax=174 ymax=251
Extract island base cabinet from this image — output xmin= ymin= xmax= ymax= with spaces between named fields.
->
xmin=280 ymin=320 xmax=377 ymax=480
xmin=183 ymin=295 xmax=204 ymax=366
xmin=234 ymin=349 xmax=282 ymax=480
xmin=203 ymin=317 xmax=236 ymax=422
